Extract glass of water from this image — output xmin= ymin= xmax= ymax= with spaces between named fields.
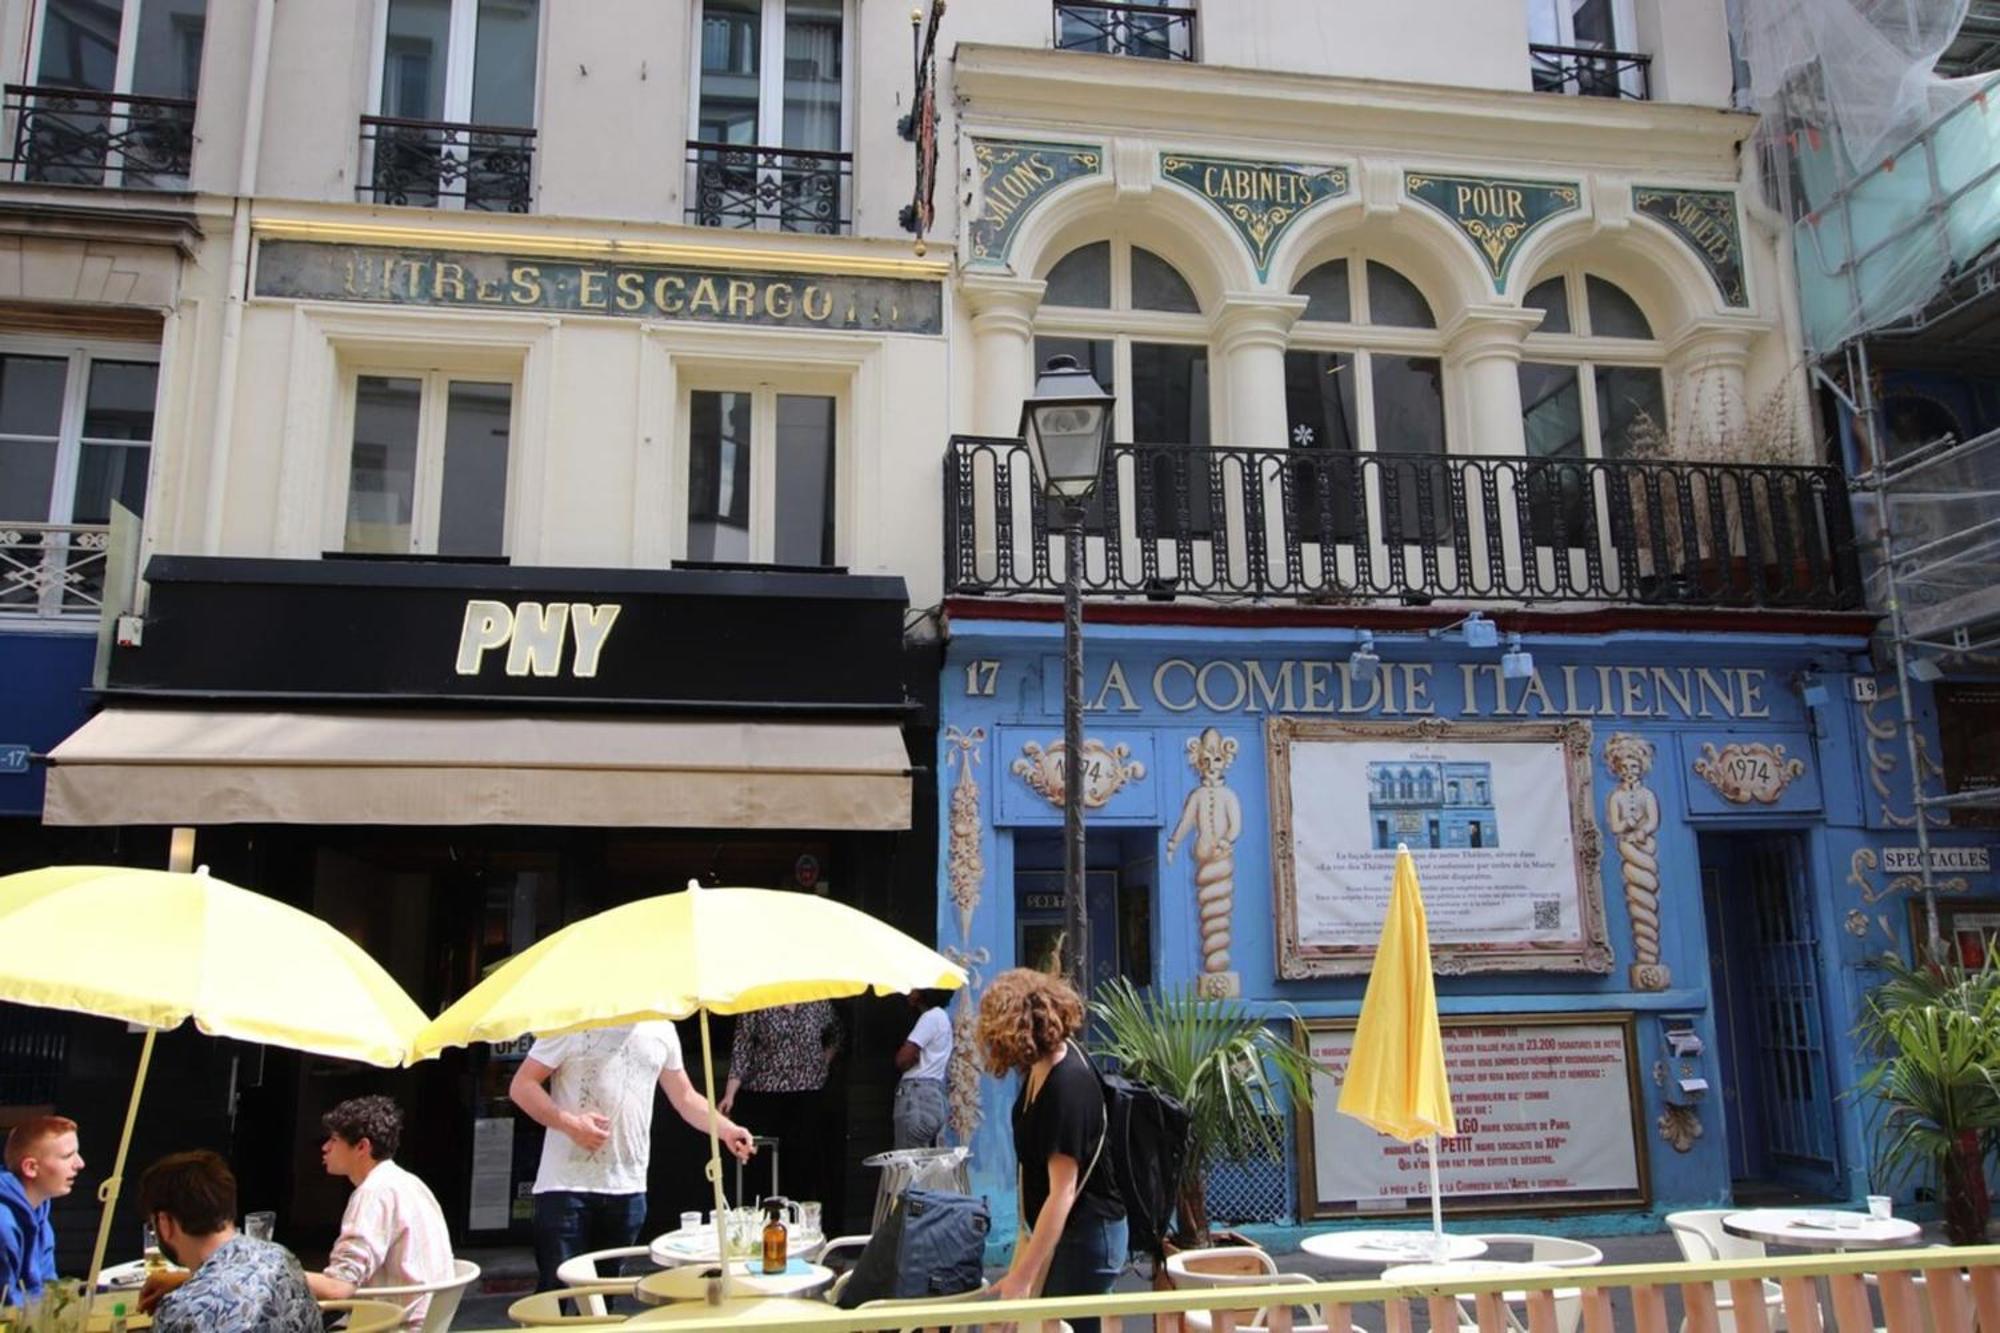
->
xmin=142 ymin=1221 xmax=165 ymax=1269
xmin=800 ymin=1201 xmax=821 ymax=1238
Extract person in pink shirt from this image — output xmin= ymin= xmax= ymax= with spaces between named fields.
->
xmin=305 ymin=1096 xmax=454 ymax=1329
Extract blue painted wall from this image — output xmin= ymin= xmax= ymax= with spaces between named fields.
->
xmin=934 ymin=616 xmax=2000 ymax=1247
xmin=0 ymin=629 xmax=96 ymax=817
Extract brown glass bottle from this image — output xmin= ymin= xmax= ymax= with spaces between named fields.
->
xmin=761 ymin=1198 xmax=788 ymax=1274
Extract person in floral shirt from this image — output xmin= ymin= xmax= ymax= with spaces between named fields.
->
xmin=136 ymin=1150 xmax=319 ymax=1333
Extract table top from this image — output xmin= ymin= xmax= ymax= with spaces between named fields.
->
xmin=648 ymin=1228 xmax=825 ymax=1269
xmin=1722 ymin=1208 xmax=1923 ymax=1251
xmin=636 ymin=1259 xmax=835 ymax=1305
xmin=1299 ymin=1230 xmax=1489 ymax=1265
xmin=620 ymin=1295 xmax=847 ymax=1326
xmin=97 ymin=1258 xmax=183 ymax=1291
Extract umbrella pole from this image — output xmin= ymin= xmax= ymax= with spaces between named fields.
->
xmin=86 ymin=1026 xmax=157 ymax=1297
xmin=1428 ymin=1133 xmax=1443 ymax=1262
xmin=698 ymin=1009 xmax=733 ymax=1302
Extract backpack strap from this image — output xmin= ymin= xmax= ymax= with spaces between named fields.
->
xmin=1067 ymin=1038 xmax=1109 ymax=1191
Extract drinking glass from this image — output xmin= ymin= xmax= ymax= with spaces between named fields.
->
xmin=243 ymin=1210 xmax=276 ymax=1242
xmin=679 ymin=1209 xmax=702 ymax=1234
xmin=800 ymin=1201 xmax=822 ymax=1238
xmin=142 ymin=1221 xmax=164 ymax=1269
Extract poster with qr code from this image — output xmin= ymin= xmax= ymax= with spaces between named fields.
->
xmin=1269 ymin=717 xmax=1613 ymax=976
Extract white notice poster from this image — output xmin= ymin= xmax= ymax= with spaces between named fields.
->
xmin=1302 ymin=1018 xmax=1646 ymax=1216
xmin=469 ymin=1117 xmax=515 ymax=1231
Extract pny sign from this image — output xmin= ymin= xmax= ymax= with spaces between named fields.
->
xmin=455 ymin=599 xmax=621 ymax=678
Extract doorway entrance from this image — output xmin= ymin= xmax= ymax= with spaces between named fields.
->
xmin=1700 ymin=830 xmax=1844 ymax=1200
xmin=1012 ymin=829 xmax=1157 ymax=990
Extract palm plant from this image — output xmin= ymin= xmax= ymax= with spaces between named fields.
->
xmin=1855 ymin=948 xmax=2000 ymax=1245
xmin=1091 ymin=977 xmax=1328 ymax=1247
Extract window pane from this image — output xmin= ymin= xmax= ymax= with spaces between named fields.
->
xmin=783 ymin=0 xmax=842 ymax=153
xmin=1523 ymin=276 xmax=1570 ymax=334
xmin=774 ymin=393 xmax=835 ymax=566
xmin=687 ymin=389 xmax=753 ymax=562
xmin=1043 ymin=242 xmax=1111 ymax=309
xmin=0 ymin=356 xmax=69 ymax=436
xmin=71 ymin=443 xmax=149 ymax=523
xmin=1284 ymin=349 xmax=1360 ymax=543
xmin=471 ymin=0 xmax=539 ymax=127
xmin=130 ymin=0 xmax=206 ymax=99
xmin=346 ymin=375 xmax=421 ymax=553
xmin=1366 ymin=262 xmax=1435 ymax=328
xmin=1131 ymin=342 xmax=1208 ymax=444
xmin=0 ymin=440 xmax=59 ymax=520
xmin=37 ymin=0 xmax=123 ymax=91
xmin=1519 ymin=361 xmax=1586 ymax=547
xmin=383 ymin=0 xmax=451 ymax=120
xmin=1132 ymin=247 xmax=1200 ymax=313
xmin=1372 ymin=354 xmax=1449 ymax=546
xmin=438 ymin=381 xmax=511 ymax=556
xmin=698 ymin=0 xmax=761 ymax=143
xmin=1033 ymin=337 xmax=1115 ymax=399
xmin=1292 ymin=260 xmax=1351 ymax=323
xmin=1594 ymin=365 xmax=1666 ymax=457
xmin=1585 ymin=275 xmax=1653 ymax=338
xmin=82 ymin=360 xmax=158 ymax=441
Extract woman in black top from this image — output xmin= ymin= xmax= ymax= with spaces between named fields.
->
xmin=976 ymin=968 xmax=1127 ymax=1330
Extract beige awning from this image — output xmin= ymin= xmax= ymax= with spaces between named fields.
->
xmin=44 ymin=709 xmax=911 ymax=830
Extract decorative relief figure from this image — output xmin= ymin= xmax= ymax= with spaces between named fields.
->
xmin=1658 ymin=1104 xmax=1703 ymax=1154
xmin=942 ymin=945 xmax=989 ymax=1144
xmin=1845 ymin=846 xmax=1972 ymax=905
xmin=1692 ymin=741 xmax=1806 ymax=805
xmin=1604 ymin=732 xmax=1669 ymax=991
xmin=1166 ymin=728 xmax=1243 ymax=999
xmin=1012 ymin=738 xmax=1145 ymax=809
xmin=943 ymin=727 xmax=986 ymax=942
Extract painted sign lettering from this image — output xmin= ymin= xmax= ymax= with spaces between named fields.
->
xmin=254 ymin=240 xmax=944 ymax=335
xmin=0 ymin=743 xmax=27 ymax=775
xmin=1159 ymin=153 xmax=1348 ymax=278
xmin=966 ymin=139 xmax=1102 ymax=266
xmin=455 ymin=599 xmax=622 ymax=679
xmin=1404 ymin=172 xmax=1581 ymax=287
xmin=1633 ymin=187 xmax=1747 ymax=307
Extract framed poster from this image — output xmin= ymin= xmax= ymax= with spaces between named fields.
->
xmin=1269 ymin=717 xmax=1610 ymax=976
xmin=1909 ymin=898 xmax=2000 ymax=969
xmin=1296 ymin=1013 xmax=1650 ymax=1218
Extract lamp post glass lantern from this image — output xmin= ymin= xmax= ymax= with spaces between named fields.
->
xmin=1020 ymin=354 xmax=1114 ymax=995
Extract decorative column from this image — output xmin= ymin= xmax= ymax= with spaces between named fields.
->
xmin=1442 ymin=306 xmax=1541 ymax=589
xmin=1213 ymin=294 xmax=1306 ymax=590
xmin=963 ymin=274 xmax=1047 ymax=436
xmin=1665 ymin=319 xmax=1758 ymax=457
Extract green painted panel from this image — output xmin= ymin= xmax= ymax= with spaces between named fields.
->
xmin=1404 ymin=172 xmax=1582 ymax=288
xmin=966 ymin=139 xmax=1103 ymax=268
xmin=1633 ymin=186 xmax=1748 ymax=307
xmin=1158 ymin=153 xmax=1348 ymax=279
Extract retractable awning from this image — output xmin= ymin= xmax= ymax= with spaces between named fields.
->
xmin=44 ymin=709 xmax=911 ymax=830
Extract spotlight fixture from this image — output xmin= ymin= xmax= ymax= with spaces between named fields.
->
xmin=1428 ymin=610 xmax=1499 ymax=648
xmin=1799 ymin=673 xmax=1831 ymax=710
xmin=1908 ymin=656 xmax=1944 ymax=683
xmin=1500 ymin=632 xmax=1535 ymax=681
xmin=1349 ymin=633 xmax=1380 ymax=684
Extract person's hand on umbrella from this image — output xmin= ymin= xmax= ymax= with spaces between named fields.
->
xmin=560 ymin=1110 xmax=612 ymax=1152
xmin=720 ymin=1121 xmax=756 ymax=1162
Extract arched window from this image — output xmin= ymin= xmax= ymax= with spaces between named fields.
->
xmin=1284 ymin=257 xmax=1449 ymax=549
xmin=1517 ymin=268 xmax=1665 ymax=548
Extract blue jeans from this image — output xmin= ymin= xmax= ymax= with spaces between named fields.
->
xmin=893 ymin=1078 xmax=948 ymax=1149
xmin=533 ymin=1190 xmax=648 ymax=1292
xmin=1043 ymin=1212 xmax=1128 ymax=1333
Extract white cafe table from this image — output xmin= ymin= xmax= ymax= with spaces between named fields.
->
xmin=1299 ymin=1230 xmax=1488 ymax=1265
xmin=635 ymin=1258 xmax=836 ymax=1305
xmin=648 ymin=1227 xmax=824 ymax=1269
xmin=1722 ymin=1207 xmax=1923 ymax=1252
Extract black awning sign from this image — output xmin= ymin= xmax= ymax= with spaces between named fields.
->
xmin=455 ymin=599 xmax=622 ymax=679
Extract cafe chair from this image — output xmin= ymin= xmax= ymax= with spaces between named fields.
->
xmin=505 ymin=1282 xmax=630 ymax=1327
xmin=1461 ymin=1233 xmax=1604 ymax=1268
xmin=1665 ymin=1210 xmax=1786 ymax=1333
xmin=553 ymin=1246 xmax=651 ymax=1312
xmin=356 ymin=1257 xmax=482 ymax=1332
xmin=817 ymin=1233 xmax=880 ymax=1303
xmin=1166 ymin=1251 xmax=1361 ymax=1333
xmin=318 ymin=1297 xmax=410 ymax=1333
xmin=854 ymin=1280 xmax=997 ymax=1332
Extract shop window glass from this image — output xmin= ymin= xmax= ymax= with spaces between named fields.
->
xmin=345 ymin=374 xmax=512 ymax=557
xmin=1043 ymin=242 xmax=1111 ymax=309
xmin=1585 ymin=275 xmax=1652 ymax=339
xmin=688 ymin=389 xmax=753 ymax=562
xmin=1283 ymin=348 xmax=1360 ymax=543
xmin=1523 ymin=275 xmax=1571 ymax=334
xmin=1366 ymin=261 xmax=1435 ymax=328
xmin=1131 ymin=246 xmax=1200 ymax=313
xmin=0 ymin=349 xmax=156 ymax=525
xmin=1292 ymin=259 xmax=1352 ymax=323
xmin=685 ymin=387 xmax=837 ymax=567
xmin=1373 ymin=354 xmax=1449 ymax=544
xmin=437 ymin=381 xmax=512 ymax=556
xmin=774 ymin=392 xmax=836 ymax=566
xmin=346 ymin=376 xmax=423 ymax=554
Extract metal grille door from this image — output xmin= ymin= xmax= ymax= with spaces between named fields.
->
xmin=1745 ymin=834 xmax=1842 ymax=1194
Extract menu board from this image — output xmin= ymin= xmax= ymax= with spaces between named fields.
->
xmin=1299 ymin=1015 xmax=1649 ymax=1217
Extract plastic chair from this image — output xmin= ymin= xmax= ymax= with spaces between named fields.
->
xmin=818 ymin=1233 xmax=877 ymax=1303
xmin=1168 ymin=1251 xmax=1361 ymax=1333
xmin=504 ymin=1282 xmax=629 ymax=1327
xmin=854 ymin=1280 xmax=996 ymax=1332
xmin=551 ymin=1247 xmax=650 ymax=1314
xmin=318 ymin=1297 xmax=410 ymax=1333
xmin=354 ymin=1257 xmax=481 ymax=1332
xmin=1461 ymin=1233 xmax=1604 ymax=1268
xmin=1665 ymin=1210 xmax=1786 ymax=1333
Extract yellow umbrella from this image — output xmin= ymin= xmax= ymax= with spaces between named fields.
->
xmin=1336 ymin=844 xmax=1456 ymax=1254
xmin=412 ymin=880 xmax=965 ymax=1293
xmin=0 ymin=865 xmax=430 ymax=1295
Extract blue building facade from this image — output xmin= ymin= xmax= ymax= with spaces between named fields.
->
xmin=0 ymin=628 xmax=96 ymax=829
xmin=933 ymin=604 xmax=2000 ymax=1245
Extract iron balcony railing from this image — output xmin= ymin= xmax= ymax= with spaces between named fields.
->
xmin=3 ymin=84 xmax=194 ymax=189
xmin=944 ymin=437 xmax=1865 ymax=610
xmin=1528 ymin=42 xmax=1652 ymax=100
xmin=358 ymin=115 xmax=535 ymax=212
xmin=1 ymin=521 xmax=112 ymax=620
xmin=1054 ymin=0 xmax=1196 ymax=61
xmin=684 ymin=141 xmax=853 ymax=234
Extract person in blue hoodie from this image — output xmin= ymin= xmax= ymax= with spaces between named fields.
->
xmin=0 ymin=1115 xmax=84 ymax=1305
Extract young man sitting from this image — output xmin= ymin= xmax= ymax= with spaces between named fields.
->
xmin=305 ymin=1095 xmax=454 ymax=1328
xmin=0 ymin=1115 xmax=83 ymax=1305
xmin=137 ymin=1150 xmax=320 ymax=1333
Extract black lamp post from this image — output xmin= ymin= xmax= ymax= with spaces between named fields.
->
xmin=1019 ymin=353 xmax=1115 ymax=996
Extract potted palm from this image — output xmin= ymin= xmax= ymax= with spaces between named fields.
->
xmin=1855 ymin=947 xmax=2000 ymax=1245
xmin=1091 ymin=977 xmax=1327 ymax=1249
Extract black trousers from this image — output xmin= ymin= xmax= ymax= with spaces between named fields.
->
xmin=732 ymin=1086 xmax=827 ymax=1206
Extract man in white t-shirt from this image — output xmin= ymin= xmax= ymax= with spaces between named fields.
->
xmin=891 ymin=990 xmax=954 ymax=1149
xmin=509 ymin=1021 xmax=754 ymax=1291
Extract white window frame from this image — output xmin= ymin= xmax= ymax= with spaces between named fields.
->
xmin=1526 ymin=0 xmax=1644 ymax=98
xmin=673 ymin=371 xmax=847 ymax=567
xmin=1518 ymin=263 xmax=1666 ymax=462
xmin=0 ymin=336 xmax=162 ymax=526
xmin=21 ymin=0 xmax=201 ymax=187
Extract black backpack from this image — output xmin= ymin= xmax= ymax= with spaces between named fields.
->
xmin=1071 ymin=1039 xmax=1193 ymax=1263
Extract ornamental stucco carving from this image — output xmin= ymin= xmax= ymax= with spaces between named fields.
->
xmin=1167 ymin=728 xmax=1243 ymax=999
xmin=944 ymin=727 xmax=986 ymax=942
xmin=1604 ymin=732 xmax=1668 ymax=991
xmin=1692 ymin=741 xmax=1806 ymax=805
xmin=1012 ymin=738 xmax=1146 ymax=808
xmin=1658 ymin=1104 xmax=1703 ymax=1154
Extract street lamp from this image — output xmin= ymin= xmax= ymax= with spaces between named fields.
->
xmin=1020 ymin=354 xmax=1115 ymax=995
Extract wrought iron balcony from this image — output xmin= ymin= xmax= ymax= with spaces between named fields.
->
xmin=1 ymin=522 xmax=111 ymax=620
xmin=684 ymin=141 xmax=852 ymax=234
xmin=3 ymin=84 xmax=194 ymax=189
xmin=944 ymin=437 xmax=1865 ymax=611
xmin=358 ymin=115 xmax=534 ymax=212
xmin=1054 ymin=1 xmax=1196 ymax=60
xmin=1528 ymin=43 xmax=1652 ymax=99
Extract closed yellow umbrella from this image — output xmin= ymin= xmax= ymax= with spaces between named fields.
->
xmin=1337 ymin=845 xmax=1456 ymax=1254
xmin=0 ymin=865 xmax=429 ymax=1296
xmin=412 ymin=880 xmax=965 ymax=1294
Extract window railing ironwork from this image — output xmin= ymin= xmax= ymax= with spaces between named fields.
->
xmin=1528 ymin=42 xmax=1652 ymax=100
xmin=684 ymin=141 xmax=852 ymax=234
xmin=3 ymin=84 xmax=195 ymax=189
xmin=945 ymin=437 xmax=1864 ymax=611
xmin=0 ymin=522 xmax=112 ymax=620
xmin=358 ymin=115 xmax=535 ymax=213
xmin=1053 ymin=1 xmax=1196 ymax=61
